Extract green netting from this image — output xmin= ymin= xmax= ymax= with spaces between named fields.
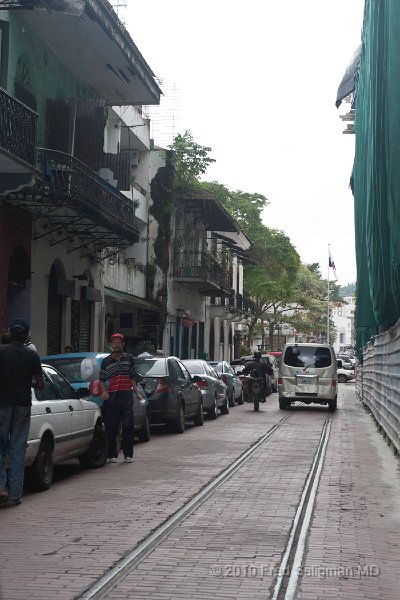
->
xmin=353 ymin=0 xmax=400 ymax=356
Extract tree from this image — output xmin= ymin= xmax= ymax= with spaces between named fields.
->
xmin=170 ymin=131 xmax=215 ymax=189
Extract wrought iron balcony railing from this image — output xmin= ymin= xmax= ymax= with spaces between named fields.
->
xmin=0 ymin=87 xmax=38 ymax=168
xmin=38 ymin=148 xmax=139 ymax=242
xmin=173 ymin=250 xmax=233 ymax=293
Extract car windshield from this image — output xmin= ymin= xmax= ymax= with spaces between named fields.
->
xmin=135 ymin=358 xmax=168 ymax=377
xmin=183 ymin=361 xmax=205 ymax=375
xmin=211 ymin=363 xmax=222 ymax=373
xmin=42 ymin=357 xmax=99 ymax=383
xmin=284 ymin=346 xmax=332 ymax=368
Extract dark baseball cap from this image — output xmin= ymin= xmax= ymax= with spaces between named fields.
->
xmin=9 ymin=318 xmax=30 ymax=335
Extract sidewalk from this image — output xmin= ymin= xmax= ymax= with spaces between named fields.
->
xmin=296 ymin=384 xmax=400 ymax=599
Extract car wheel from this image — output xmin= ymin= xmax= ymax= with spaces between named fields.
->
xmin=79 ymin=425 xmax=108 ymax=468
xmin=137 ymin=411 xmax=151 ymax=443
xmin=328 ymin=397 xmax=337 ymax=412
xmin=220 ymin=394 xmax=230 ymax=415
xmin=338 ymin=374 xmax=347 ymax=383
xmin=28 ymin=438 xmax=54 ymax=491
xmin=237 ymin=390 xmax=244 ymax=405
xmin=194 ymin=402 xmax=204 ymax=426
xmin=254 ymin=398 xmax=260 ymax=412
xmin=208 ymin=395 xmax=218 ymax=420
xmin=173 ymin=403 xmax=185 ymax=433
xmin=228 ymin=392 xmax=235 ymax=408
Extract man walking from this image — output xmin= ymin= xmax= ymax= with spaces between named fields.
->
xmin=0 ymin=318 xmax=44 ymax=508
xmin=99 ymin=333 xmax=143 ymax=463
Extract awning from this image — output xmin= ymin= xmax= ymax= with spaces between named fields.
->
xmin=104 ymin=287 xmax=162 ymax=312
xmin=176 ymin=189 xmax=240 ymax=233
xmin=336 ymin=44 xmax=362 ymax=108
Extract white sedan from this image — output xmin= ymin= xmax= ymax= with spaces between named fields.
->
xmin=25 ymin=364 xmax=108 ymax=491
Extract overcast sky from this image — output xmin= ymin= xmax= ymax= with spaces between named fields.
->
xmin=121 ymin=0 xmax=364 ymax=286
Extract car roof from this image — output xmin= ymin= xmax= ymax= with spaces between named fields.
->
xmin=41 ymin=352 xmax=108 ymax=360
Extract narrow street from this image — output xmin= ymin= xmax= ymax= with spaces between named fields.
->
xmin=1 ymin=384 xmax=400 ymax=600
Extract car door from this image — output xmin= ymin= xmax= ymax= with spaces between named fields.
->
xmin=227 ymin=363 xmax=241 ymax=398
xmin=30 ymin=369 xmax=72 ymax=462
xmin=45 ymin=366 xmax=93 ymax=453
xmin=172 ymin=359 xmax=198 ymax=416
xmin=207 ymin=363 xmax=225 ymax=403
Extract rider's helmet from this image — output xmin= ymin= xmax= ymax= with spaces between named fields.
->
xmin=254 ymin=351 xmax=262 ymax=361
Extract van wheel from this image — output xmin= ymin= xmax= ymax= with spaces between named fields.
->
xmin=328 ymin=397 xmax=337 ymax=412
xmin=279 ymin=398 xmax=288 ymax=410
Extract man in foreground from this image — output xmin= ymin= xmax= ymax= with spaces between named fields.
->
xmin=99 ymin=333 xmax=143 ymax=463
xmin=0 ymin=318 xmax=44 ymax=508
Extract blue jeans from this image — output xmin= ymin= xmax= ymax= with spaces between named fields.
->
xmin=103 ymin=392 xmax=134 ymax=459
xmin=0 ymin=405 xmax=31 ymax=501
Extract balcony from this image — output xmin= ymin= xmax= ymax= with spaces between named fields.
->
xmin=0 ymin=87 xmax=39 ymax=194
xmin=173 ymin=251 xmax=233 ymax=297
xmin=4 ymin=148 xmax=139 ymax=259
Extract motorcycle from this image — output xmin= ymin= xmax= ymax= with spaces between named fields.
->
xmin=247 ymin=369 xmax=266 ymax=412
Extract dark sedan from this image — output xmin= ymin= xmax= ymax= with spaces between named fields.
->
xmin=135 ymin=356 xmax=204 ymax=433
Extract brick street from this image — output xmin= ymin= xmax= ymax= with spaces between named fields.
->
xmin=1 ymin=385 xmax=400 ymax=600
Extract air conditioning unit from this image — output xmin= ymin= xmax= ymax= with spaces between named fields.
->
xmin=130 ymin=150 xmax=140 ymax=166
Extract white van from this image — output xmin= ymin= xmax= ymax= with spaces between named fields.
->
xmin=278 ymin=343 xmax=338 ymax=412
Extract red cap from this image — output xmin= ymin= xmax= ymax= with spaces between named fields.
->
xmin=110 ymin=333 xmax=124 ymax=342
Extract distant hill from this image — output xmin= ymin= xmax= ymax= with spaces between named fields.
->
xmin=340 ymin=282 xmax=356 ymax=297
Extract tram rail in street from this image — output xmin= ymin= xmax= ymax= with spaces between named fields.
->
xmin=79 ymin=412 xmax=296 ymax=600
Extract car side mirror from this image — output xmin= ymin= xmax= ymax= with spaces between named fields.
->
xmin=191 ymin=375 xmax=202 ymax=383
xmin=89 ymin=379 xmax=102 ymax=397
xmin=76 ymin=387 xmax=90 ymax=399
xmin=337 ymin=360 xmax=342 ymax=368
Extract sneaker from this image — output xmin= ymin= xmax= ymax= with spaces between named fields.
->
xmin=107 ymin=457 xmax=118 ymax=464
xmin=0 ymin=498 xmax=21 ymax=508
xmin=123 ymin=457 xmax=133 ymax=463
xmin=0 ymin=490 xmax=8 ymax=501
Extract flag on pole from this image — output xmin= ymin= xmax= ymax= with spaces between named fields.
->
xmin=329 ymin=251 xmax=338 ymax=280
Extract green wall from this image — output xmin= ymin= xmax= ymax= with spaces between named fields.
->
xmin=8 ymin=14 xmax=95 ymax=146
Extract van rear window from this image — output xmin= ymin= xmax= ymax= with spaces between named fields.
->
xmin=284 ymin=346 xmax=332 ymax=368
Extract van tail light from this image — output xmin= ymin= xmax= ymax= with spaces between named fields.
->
xmin=221 ymin=374 xmax=228 ymax=385
xmin=155 ymin=378 xmax=172 ymax=394
xmin=195 ymin=378 xmax=208 ymax=389
xmin=331 ymin=379 xmax=337 ymax=388
xmin=278 ymin=377 xmax=282 ymax=385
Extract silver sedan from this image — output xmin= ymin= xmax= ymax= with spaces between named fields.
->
xmin=182 ymin=360 xmax=229 ymax=419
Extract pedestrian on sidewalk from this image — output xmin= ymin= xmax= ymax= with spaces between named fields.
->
xmin=0 ymin=318 xmax=44 ymax=508
xmin=99 ymin=333 xmax=143 ymax=463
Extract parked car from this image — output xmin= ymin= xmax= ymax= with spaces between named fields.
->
xmin=182 ymin=359 xmax=229 ymax=418
xmin=134 ymin=356 xmax=204 ymax=433
xmin=41 ymin=352 xmax=151 ymax=442
xmin=338 ymin=368 xmax=355 ymax=383
xmin=208 ymin=361 xmax=244 ymax=406
xmin=231 ymin=365 xmax=250 ymax=402
xmin=25 ymin=364 xmax=108 ymax=492
xmin=337 ymin=353 xmax=356 ymax=369
xmin=336 ymin=355 xmax=353 ymax=370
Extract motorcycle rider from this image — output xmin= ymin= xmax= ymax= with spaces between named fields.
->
xmin=242 ymin=351 xmax=273 ymax=401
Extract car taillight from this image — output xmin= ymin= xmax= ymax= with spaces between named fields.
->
xmin=155 ymin=378 xmax=171 ymax=394
xmin=331 ymin=379 xmax=337 ymax=388
xmin=196 ymin=378 xmax=208 ymax=389
xmin=278 ymin=377 xmax=282 ymax=385
xmin=221 ymin=374 xmax=228 ymax=384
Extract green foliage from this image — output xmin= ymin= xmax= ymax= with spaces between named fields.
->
xmin=170 ymin=131 xmax=215 ymax=189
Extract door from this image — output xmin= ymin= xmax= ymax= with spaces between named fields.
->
xmin=31 ymin=371 xmax=71 ymax=461
xmin=44 ymin=366 xmax=93 ymax=453
xmin=177 ymin=359 xmax=199 ymax=416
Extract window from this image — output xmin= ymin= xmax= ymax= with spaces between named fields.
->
xmin=34 ymin=373 xmax=57 ymax=401
xmin=45 ymin=368 xmax=75 ymax=399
